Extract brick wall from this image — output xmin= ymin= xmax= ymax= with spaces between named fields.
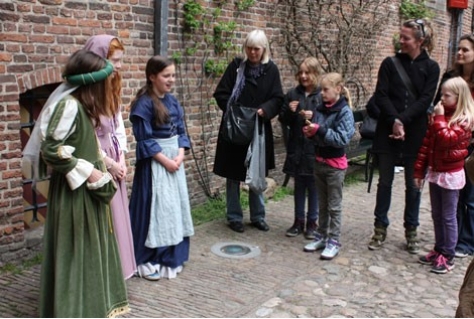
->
xmin=0 ymin=0 xmax=471 ymax=263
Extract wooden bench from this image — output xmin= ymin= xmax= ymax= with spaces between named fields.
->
xmin=281 ymin=109 xmax=375 ymax=192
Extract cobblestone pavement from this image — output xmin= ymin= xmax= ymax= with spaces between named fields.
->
xmin=0 ymin=172 xmax=472 ymax=318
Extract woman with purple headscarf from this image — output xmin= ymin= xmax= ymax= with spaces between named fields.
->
xmin=83 ymin=34 xmax=137 ymax=279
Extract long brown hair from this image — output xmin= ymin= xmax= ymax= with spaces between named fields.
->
xmin=131 ymin=56 xmax=174 ymax=125
xmin=107 ymin=38 xmax=125 ymax=115
xmin=452 ymin=34 xmax=474 ymax=91
xmin=63 ymin=50 xmax=112 ymax=127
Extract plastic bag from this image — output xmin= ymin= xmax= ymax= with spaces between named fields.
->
xmin=245 ymin=116 xmax=267 ymax=193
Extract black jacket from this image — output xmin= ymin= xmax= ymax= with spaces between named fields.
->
xmin=372 ymin=50 xmax=440 ymax=158
xmin=213 ymin=58 xmax=284 ymax=181
xmin=279 ymin=85 xmax=322 ymax=176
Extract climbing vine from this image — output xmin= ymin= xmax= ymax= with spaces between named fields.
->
xmin=173 ymin=0 xmax=255 ymax=199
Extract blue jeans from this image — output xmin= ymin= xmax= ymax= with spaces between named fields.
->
xmin=429 ymin=182 xmax=459 ymax=258
xmin=373 ymin=153 xmax=420 ymax=228
xmin=456 ymin=170 xmax=474 ymax=254
xmin=226 ymin=179 xmax=265 ymax=223
xmin=294 ymin=175 xmax=318 ymax=221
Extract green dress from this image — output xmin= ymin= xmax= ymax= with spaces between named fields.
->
xmin=38 ymin=96 xmax=129 ymax=318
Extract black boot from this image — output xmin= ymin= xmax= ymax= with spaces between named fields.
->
xmin=304 ymin=219 xmax=318 ymax=239
xmin=286 ymin=218 xmax=304 ymax=237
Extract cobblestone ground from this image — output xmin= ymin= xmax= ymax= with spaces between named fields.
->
xmin=0 ymin=172 xmax=471 ymax=318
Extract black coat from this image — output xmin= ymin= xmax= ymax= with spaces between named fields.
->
xmin=213 ymin=58 xmax=284 ymax=181
xmin=279 ymin=85 xmax=322 ymax=176
xmin=372 ymin=51 xmax=440 ymax=158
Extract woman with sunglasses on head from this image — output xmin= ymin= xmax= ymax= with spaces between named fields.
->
xmin=367 ymin=18 xmax=440 ymax=254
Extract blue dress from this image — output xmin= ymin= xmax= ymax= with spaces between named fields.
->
xmin=129 ymin=93 xmax=193 ymax=278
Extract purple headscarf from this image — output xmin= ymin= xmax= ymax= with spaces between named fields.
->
xmin=83 ymin=34 xmax=117 ymax=58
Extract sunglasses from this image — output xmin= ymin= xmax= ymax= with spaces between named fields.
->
xmin=413 ymin=19 xmax=425 ymax=37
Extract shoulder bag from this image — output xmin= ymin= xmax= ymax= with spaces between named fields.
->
xmin=391 ymin=56 xmax=419 ymax=100
xmin=221 ymin=61 xmax=257 ymax=145
xmin=222 ymin=103 xmax=257 ymax=145
xmin=359 ymin=95 xmax=379 ymax=139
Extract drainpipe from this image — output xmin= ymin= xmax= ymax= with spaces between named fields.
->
xmin=447 ymin=8 xmax=463 ymax=68
xmin=154 ymin=0 xmax=169 ymax=56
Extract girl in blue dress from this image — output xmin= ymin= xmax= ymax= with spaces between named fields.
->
xmin=129 ymin=56 xmax=194 ymax=280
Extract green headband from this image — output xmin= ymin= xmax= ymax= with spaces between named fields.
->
xmin=63 ymin=60 xmax=114 ymax=86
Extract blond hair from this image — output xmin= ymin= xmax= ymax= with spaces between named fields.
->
xmin=242 ymin=29 xmax=271 ymax=64
xmin=319 ymin=72 xmax=352 ymax=108
xmin=296 ymin=57 xmax=324 ymax=88
xmin=442 ymin=76 xmax=474 ymax=130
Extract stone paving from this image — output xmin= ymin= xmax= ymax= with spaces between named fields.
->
xmin=0 ymin=172 xmax=472 ymax=318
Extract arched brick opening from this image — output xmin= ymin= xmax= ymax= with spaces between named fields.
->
xmin=18 ymin=67 xmax=63 ymax=231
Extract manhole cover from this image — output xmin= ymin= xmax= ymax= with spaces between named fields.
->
xmin=211 ymin=242 xmax=261 ymax=259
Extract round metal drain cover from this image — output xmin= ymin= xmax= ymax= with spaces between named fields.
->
xmin=211 ymin=242 xmax=261 ymax=259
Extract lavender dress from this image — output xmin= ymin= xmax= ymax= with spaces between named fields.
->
xmin=96 ymin=114 xmax=137 ymax=279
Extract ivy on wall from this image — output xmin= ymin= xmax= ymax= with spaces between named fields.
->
xmin=173 ymin=0 xmax=255 ymax=198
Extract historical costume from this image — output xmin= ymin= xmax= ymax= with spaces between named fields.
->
xmin=129 ymin=92 xmax=194 ymax=280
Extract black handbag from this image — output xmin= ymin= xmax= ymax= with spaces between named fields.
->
xmin=222 ymin=103 xmax=257 ymax=145
xmin=360 ymin=95 xmax=379 ymax=139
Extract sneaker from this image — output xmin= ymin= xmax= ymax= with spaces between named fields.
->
xmin=368 ymin=226 xmax=387 ymax=250
xmin=455 ymin=250 xmax=469 ymax=258
xmin=304 ymin=219 xmax=318 ymax=239
xmin=418 ymin=250 xmax=439 ymax=265
xmin=285 ymin=219 xmax=304 ymax=237
xmin=394 ymin=166 xmax=404 ymax=173
xmin=430 ymin=254 xmax=455 ymax=274
xmin=303 ymin=234 xmax=327 ymax=252
xmin=320 ymin=239 xmax=341 ymax=260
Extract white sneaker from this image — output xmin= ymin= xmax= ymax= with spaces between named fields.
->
xmin=303 ymin=235 xmax=326 ymax=252
xmin=455 ymin=250 xmax=469 ymax=258
xmin=320 ymin=239 xmax=341 ymax=260
xmin=394 ymin=166 xmax=404 ymax=173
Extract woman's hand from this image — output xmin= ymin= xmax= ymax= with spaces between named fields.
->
xmin=108 ymin=160 xmax=126 ymax=181
xmin=106 ymin=156 xmax=126 ymax=181
xmin=257 ymin=108 xmax=265 ymax=117
xmin=87 ymin=168 xmax=104 ymax=183
xmin=389 ymin=119 xmax=405 ymax=140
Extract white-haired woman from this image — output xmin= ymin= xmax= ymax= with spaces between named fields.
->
xmin=213 ymin=29 xmax=284 ymax=233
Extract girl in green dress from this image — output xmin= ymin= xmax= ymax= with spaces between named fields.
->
xmin=24 ymin=50 xmax=129 ymax=317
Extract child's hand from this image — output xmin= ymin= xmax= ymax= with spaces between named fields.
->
xmin=302 ymin=123 xmax=318 ymax=137
xmin=434 ymin=101 xmax=444 ymax=116
xmin=289 ymin=101 xmax=299 ymax=112
xmin=414 ymin=178 xmax=424 ymax=190
xmin=299 ymin=110 xmax=313 ymax=120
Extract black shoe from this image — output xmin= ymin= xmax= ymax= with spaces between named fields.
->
xmin=228 ymin=221 xmax=244 ymax=233
xmin=251 ymin=220 xmax=270 ymax=231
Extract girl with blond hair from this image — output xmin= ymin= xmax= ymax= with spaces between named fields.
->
xmin=302 ymin=72 xmax=355 ymax=260
xmin=415 ymin=76 xmax=474 ymax=274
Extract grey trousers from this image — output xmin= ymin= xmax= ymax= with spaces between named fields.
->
xmin=314 ymin=161 xmax=346 ymax=242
